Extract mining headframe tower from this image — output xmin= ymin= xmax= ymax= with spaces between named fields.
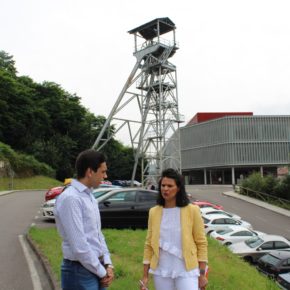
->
xmin=92 ymin=17 xmax=184 ymax=186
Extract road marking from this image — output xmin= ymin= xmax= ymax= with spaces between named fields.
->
xmin=18 ymin=235 xmax=43 ymax=290
xmin=34 ymin=216 xmax=39 ymax=220
xmin=31 ymin=223 xmax=36 ymax=227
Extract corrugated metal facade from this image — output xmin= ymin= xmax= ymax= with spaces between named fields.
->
xmin=180 ymin=116 xmax=290 ymax=170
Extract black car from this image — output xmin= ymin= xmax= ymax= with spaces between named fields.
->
xmin=98 ymin=188 xmax=158 ymax=229
xmin=257 ymin=250 xmax=290 ymax=278
xmin=277 ymin=273 xmax=290 ymax=289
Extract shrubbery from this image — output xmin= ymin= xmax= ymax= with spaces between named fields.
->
xmin=0 ymin=142 xmax=55 ymax=177
xmin=241 ymin=172 xmax=290 ymax=200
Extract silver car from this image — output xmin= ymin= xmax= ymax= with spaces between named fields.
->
xmin=200 ymin=207 xmax=241 ymax=220
xmin=229 ymin=235 xmax=290 ymax=263
xmin=210 ymin=226 xmax=265 ymax=246
xmin=203 ymin=214 xmax=252 ymax=235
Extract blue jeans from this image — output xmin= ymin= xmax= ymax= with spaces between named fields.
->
xmin=61 ymin=259 xmax=106 ymax=290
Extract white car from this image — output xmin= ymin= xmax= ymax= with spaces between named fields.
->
xmin=42 ymin=187 xmax=117 ymax=219
xmin=42 ymin=198 xmax=56 ymax=219
xmin=229 ymin=235 xmax=290 ymax=263
xmin=210 ymin=226 xmax=265 ymax=246
xmin=200 ymin=207 xmax=241 ymax=220
xmin=202 ymin=214 xmax=252 ymax=235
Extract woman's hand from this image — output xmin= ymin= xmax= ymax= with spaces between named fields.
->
xmin=139 ymin=277 xmax=149 ymax=290
xmin=198 ymin=274 xmax=208 ymax=290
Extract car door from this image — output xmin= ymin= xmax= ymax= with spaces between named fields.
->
xmin=224 ymin=218 xmax=239 ymax=226
xmin=99 ymin=190 xmax=137 ymax=228
xmin=274 ymin=241 xmax=290 ymax=250
xmin=280 ymin=258 xmax=290 ymax=274
xmin=210 ymin=218 xmax=227 ymax=232
xmin=255 ymin=241 xmax=275 ymax=261
xmin=134 ymin=190 xmax=158 ymax=228
xmin=230 ymin=230 xmax=255 ymax=244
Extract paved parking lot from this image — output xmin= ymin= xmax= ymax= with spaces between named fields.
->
xmin=186 ymin=185 xmax=290 ymax=239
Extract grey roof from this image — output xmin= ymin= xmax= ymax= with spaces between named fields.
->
xmin=128 ymin=17 xmax=175 ymax=40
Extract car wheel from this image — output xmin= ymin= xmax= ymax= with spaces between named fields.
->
xmin=224 ymin=242 xmax=232 ymax=246
xmin=243 ymin=256 xmax=253 ymax=264
xmin=268 ymin=274 xmax=275 ymax=280
xmin=207 ymin=231 xmax=213 ymax=236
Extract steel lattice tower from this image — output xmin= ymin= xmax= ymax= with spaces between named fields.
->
xmin=92 ymin=18 xmax=183 ymax=186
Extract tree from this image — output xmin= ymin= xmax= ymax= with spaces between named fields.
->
xmin=101 ymin=140 xmax=143 ymax=181
xmin=0 ymin=51 xmax=17 ymax=75
xmin=0 ymin=50 xmax=140 ymax=181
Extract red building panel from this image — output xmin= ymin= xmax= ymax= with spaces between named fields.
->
xmin=187 ymin=112 xmax=253 ymax=125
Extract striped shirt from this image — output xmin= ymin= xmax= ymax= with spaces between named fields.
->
xmin=54 ymin=179 xmax=111 ymax=278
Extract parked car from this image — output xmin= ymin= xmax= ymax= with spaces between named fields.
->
xmin=229 ymin=235 xmax=290 ymax=263
xmin=42 ymin=198 xmax=56 ymax=219
xmin=277 ymin=272 xmax=290 ymax=289
xmin=97 ymin=188 xmax=158 ymax=228
xmin=202 ymin=214 xmax=252 ymax=235
xmin=200 ymin=207 xmax=241 ymax=220
xmin=99 ymin=183 xmax=121 ymax=189
xmin=42 ymin=187 xmax=117 ymax=219
xmin=44 ymin=180 xmax=117 ymax=201
xmin=210 ymin=226 xmax=265 ymax=246
xmin=256 ymin=250 xmax=290 ymax=278
xmin=112 ymin=180 xmax=127 ymax=187
xmin=45 ymin=186 xmax=64 ymax=201
xmin=101 ymin=180 xmax=112 ymax=185
xmin=192 ymin=200 xmax=224 ymax=210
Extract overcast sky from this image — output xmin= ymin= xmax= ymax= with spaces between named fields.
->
xmin=2 ymin=0 xmax=290 ymax=143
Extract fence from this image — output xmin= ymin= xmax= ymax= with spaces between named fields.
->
xmin=235 ymin=185 xmax=290 ymax=210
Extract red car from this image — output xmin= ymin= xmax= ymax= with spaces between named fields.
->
xmin=192 ymin=200 xmax=224 ymax=210
xmin=45 ymin=186 xmax=64 ymax=201
xmin=44 ymin=180 xmax=113 ymax=201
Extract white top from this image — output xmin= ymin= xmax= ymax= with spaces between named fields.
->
xmin=149 ymin=207 xmax=199 ymax=278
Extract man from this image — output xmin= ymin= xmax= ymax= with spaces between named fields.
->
xmin=54 ymin=149 xmax=114 ymax=290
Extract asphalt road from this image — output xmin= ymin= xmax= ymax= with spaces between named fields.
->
xmin=186 ymin=185 xmax=290 ymax=239
xmin=0 ymin=190 xmax=50 ymax=290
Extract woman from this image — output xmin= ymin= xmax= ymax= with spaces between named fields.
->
xmin=140 ymin=168 xmax=208 ymax=290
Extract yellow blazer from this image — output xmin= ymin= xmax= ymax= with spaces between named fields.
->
xmin=143 ymin=204 xmax=208 ymax=271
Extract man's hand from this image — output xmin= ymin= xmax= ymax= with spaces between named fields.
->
xmin=100 ymin=268 xmax=114 ymax=287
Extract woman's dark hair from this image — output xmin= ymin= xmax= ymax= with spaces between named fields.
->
xmin=157 ymin=168 xmax=190 ymax=207
xmin=75 ymin=149 xmax=106 ymax=178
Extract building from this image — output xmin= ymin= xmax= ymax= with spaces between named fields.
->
xmin=180 ymin=113 xmax=290 ymax=185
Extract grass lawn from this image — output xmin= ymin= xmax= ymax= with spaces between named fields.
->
xmin=29 ymin=227 xmax=279 ymax=290
xmin=0 ymin=175 xmax=61 ymax=191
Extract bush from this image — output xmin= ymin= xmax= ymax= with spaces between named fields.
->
xmin=241 ymin=172 xmax=290 ymax=201
xmin=241 ymin=172 xmax=264 ymax=192
xmin=261 ymin=174 xmax=278 ymax=195
xmin=274 ymin=175 xmax=290 ymax=200
xmin=0 ymin=142 xmax=55 ymax=177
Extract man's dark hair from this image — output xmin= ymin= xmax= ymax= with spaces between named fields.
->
xmin=157 ymin=168 xmax=190 ymax=207
xmin=75 ymin=149 xmax=106 ymax=179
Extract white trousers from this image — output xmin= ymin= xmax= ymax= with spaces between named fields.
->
xmin=153 ymin=275 xmax=199 ymax=290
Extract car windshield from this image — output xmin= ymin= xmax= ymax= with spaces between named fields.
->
xmin=216 ymin=228 xmax=233 ymax=235
xmin=245 ymin=237 xmax=264 ymax=248
xmin=260 ymin=254 xmax=281 ymax=266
